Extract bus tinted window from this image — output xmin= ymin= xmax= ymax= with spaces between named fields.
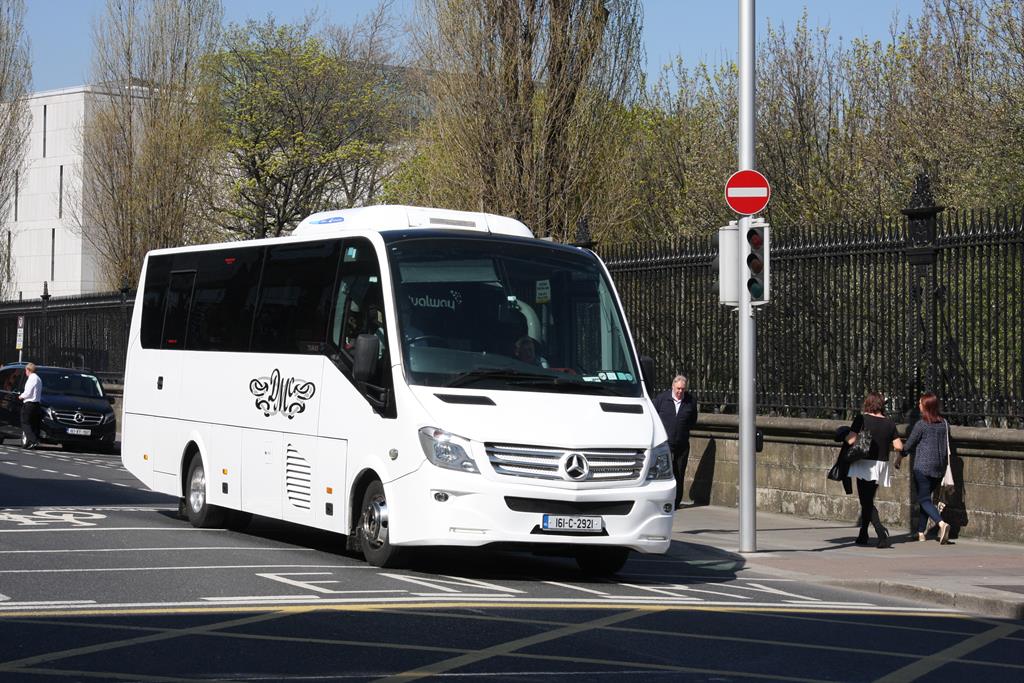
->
xmin=187 ymin=248 xmax=263 ymax=351
xmin=162 ymin=271 xmax=196 ymax=349
xmin=140 ymin=255 xmax=172 ymax=349
xmin=252 ymin=241 xmax=341 ymax=354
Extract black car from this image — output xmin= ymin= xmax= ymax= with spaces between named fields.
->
xmin=0 ymin=364 xmax=117 ymax=452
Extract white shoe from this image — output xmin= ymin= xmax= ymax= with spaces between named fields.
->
xmin=916 ymin=532 xmax=926 ymax=542
xmin=938 ymin=521 xmax=951 ymax=545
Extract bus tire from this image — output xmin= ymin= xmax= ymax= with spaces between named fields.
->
xmin=358 ymin=479 xmax=404 ymax=568
xmin=185 ymin=457 xmax=226 ymax=528
xmin=575 ymin=547 xmax=630 ymax=576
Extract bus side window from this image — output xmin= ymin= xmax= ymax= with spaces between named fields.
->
xmin=330 ymin=239 xmax=387 ymax=384
xmin=161 ymin=271 xmax=196 ymax=349
xmin=252 ymin=240 xmax=342 ymax=354
xmin=140 ymin=254 xmax=172 ymax=349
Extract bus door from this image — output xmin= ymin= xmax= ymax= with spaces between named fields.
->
xmin=151 ymin=270 xmax=195 ymax=475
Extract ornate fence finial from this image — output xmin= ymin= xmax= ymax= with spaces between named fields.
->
xmin=573 ymin=216 xmax=595 ymax=249
xmin=906 ymin=172 xmax=936 ymax=212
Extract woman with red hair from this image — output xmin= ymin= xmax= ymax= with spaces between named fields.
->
xmin=899 ymin=392 xmax=953 ymax=544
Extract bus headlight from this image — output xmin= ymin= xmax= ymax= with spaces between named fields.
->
xmin=647 ymin=441 xmax=674 ymax=480
xmin=418 ymin=427 xmax=480 ymax=474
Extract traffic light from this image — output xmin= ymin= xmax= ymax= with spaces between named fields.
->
xmin=743 ymin=219 xmax=770 ymax=304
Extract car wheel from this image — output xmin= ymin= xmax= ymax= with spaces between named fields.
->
xmin=575 ymin=547 xmax=630 ymax=576
xmin=358 ymin=480 xmax=404 ymax=568
xmin=185 ymin=457 xmax=226 ymax=528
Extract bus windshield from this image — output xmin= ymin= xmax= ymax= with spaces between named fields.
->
xmin=388 ymin=237 xmax=641 ymax=397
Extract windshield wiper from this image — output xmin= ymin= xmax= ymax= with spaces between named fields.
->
xmin=445 ymin=367 xmax=557 ymax=388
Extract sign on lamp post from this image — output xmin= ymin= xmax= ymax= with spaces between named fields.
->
xmin=725 ymin=169 xmax=771 ymax=216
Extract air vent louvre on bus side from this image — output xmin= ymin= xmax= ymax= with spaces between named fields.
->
xmin=285 ymin=445 xmax=312 ymax=510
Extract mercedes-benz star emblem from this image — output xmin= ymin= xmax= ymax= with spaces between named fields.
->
xmin=560 ymin=452 xmax=590 ymax=481
xmin=74 ymin=412 xmax=85 ymax=424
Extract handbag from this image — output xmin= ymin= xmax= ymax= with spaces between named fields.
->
xmin=844 ymin=428 xmax=873 ymax=464
xmin=827 ymin=460 xmax=843 ymax=481
xmin=941 ymin=421 xmax=955 ymax=488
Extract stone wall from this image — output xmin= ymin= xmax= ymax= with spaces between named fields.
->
xmin=683 ymin=415 xmax=1024 ymax=544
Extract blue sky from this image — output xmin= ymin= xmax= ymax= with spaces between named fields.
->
xmin=27 ymin=0 xmax=923 ymax=92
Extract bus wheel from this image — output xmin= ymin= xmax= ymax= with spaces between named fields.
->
xmin=359 ymin=480 xmax=404 ymax=568
xmin=186 ymin=457 xmax=226 ymax=528
xmin=575 ymin=547 xmax=630 ymax=576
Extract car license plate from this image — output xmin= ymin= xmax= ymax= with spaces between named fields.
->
xmin=67 ymin=428 xmax=91 ymax=436
xmin=542 ymin=514 xmax=603 ymax=533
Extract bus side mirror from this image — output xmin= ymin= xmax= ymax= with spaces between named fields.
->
xmin=353 ymin=334 xmax=380 ymax=383
xmin=639 ymin=355 xmax=656 ymax=398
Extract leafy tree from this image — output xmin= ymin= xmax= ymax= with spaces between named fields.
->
xmin=388 ymin=0 xmax=644 ymax=243
xmin=203 ymin=15 xmax=398 ymax=239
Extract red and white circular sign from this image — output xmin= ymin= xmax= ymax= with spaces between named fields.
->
xmin=725 ymin=169 xmax=771 ymax=215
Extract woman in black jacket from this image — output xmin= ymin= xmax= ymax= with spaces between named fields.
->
xmin=898 ymin=392 xmax=952 ymax=544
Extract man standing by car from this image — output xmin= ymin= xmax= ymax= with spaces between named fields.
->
xmin=18 ymin=362 xmax=41 ymax=448
xmin=654 ymin=374 xmax=698 ymax=508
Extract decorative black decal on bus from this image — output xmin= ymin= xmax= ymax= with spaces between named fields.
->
xmin=249 ymin=369 xmax=316 ymax=419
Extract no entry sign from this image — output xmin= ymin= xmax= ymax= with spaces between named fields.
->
xmin=725 ymin=169 xmax=771 ymax=215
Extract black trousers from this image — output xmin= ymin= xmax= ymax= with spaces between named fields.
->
xmin=671 ymin=439 xmax=691 ymax=506
xmin=21 ymin=402 xmax=41 ymax=446
xmin=856 ymin=477 xmax=879 ymax=531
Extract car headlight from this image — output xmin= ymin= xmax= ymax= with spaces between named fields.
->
xmin=646 ymin=441 xmax=674 ymax=480
xmin=418 ymin=427 xmax=480 ymax=474
xmin=102 ymin=413 xmax=115 ymax=424
xmin=44 ymin=407 xmax=56 ymax=420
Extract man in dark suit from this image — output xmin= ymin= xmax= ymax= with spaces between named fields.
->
xmin=653 ymin=374 xmax=698 ymax=508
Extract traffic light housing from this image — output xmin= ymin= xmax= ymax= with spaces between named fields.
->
xmin=714 ymin=225 xmax=739 ymax=306
xmin=743 ymin=219 xmax=769 ymax=304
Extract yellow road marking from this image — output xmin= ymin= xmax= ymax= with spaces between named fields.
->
xmin=875 ymin=622 xmax=1022 ymax=682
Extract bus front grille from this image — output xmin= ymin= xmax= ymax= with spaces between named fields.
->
xmin=485 ymin=443 xmax=646 ymax=482
xmin=285 ymin=446 xmax=312 ymax=510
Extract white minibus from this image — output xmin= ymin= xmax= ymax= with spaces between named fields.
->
xmin=121 ymin=205 xmax=675 ymax=574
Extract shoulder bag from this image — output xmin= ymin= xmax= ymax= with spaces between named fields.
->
xmin=941 ymin=421 xmax=955 ymax=488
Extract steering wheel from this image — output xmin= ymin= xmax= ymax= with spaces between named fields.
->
xmin=407 ymin=335 xmax=447 ymax=348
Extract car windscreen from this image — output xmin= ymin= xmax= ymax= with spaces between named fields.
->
xmin=37 ymin=371 xmax=105 ymax=399
xmin=388 ymin=237 xmax=641 ymax=397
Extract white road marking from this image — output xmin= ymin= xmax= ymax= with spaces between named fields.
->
xmin=63 ymin=472 xmax=81 ymax=478
xmin=87 ymin=478 xmax=104 ymax=482
xmin=380 ymin=573 xmax=526 ymax=595
xmin=201 ymin=595 xmax=323 ymax=602
xmin=618 ymin=583 xmax=703 ymax=600
xmin=0 ymin=600 xmax=97 ymax=607
xmin=543 ymin=582 xmax=610 ymax=596
xmin=0 ymin=564 xmax=368 ymax=574
xmin=42 ymin=469 xmax=58 ymax=473
xmin=0 ymin=546 xmax=317 ymax=554
xmin=257 ymin=571 xmax=406 ymax=594
xmin=0 ymin=527 xmax=228 ymax=533
xmin=20 ymin=465 xmax=37 ymax=469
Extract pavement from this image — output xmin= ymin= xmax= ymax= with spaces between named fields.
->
xmin=671 ymin=503 xmax=1024 ymax=620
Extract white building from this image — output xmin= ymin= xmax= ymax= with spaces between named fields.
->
xmin=6 ymin=86 xmax=105 ymax=300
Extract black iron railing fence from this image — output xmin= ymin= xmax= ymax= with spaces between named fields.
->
xmin=0 ymin=289 xmax=134 ymax=384
xmin=602 ymin=196 xmax=1023 ymax=427
xmin=0 ymin=178 xmax=1019 ymax=426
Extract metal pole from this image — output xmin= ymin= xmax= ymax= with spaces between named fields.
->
xmin=737 ymin=0 xmax=757 ymax=553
